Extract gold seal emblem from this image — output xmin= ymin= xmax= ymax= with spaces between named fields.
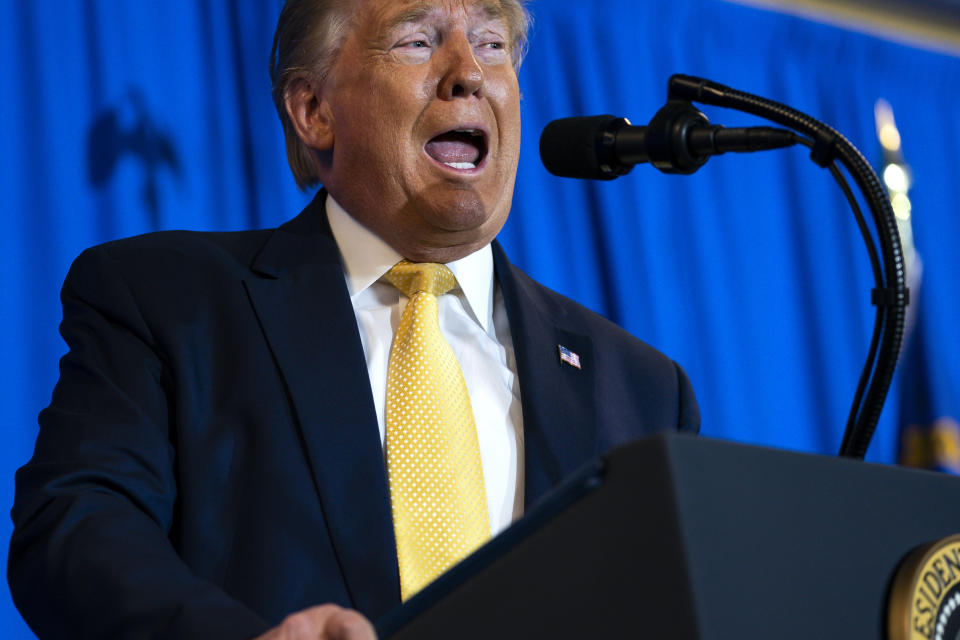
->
xmin=890 ymin=534 xmax=960 ymax=640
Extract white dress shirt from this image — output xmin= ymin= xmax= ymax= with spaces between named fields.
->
xmin=325 ymin=194 xmax=524 ymax=534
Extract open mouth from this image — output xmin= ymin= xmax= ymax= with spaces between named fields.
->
xmin=424 ymin=129 xmax=488 ymax=170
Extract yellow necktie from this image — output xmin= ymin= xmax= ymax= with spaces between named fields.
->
xmin=383 ymin=261 xmax=491 ymax=600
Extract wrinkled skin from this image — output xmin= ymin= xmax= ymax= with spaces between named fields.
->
xmin=286 ymin=0 xmax=522 ymax=263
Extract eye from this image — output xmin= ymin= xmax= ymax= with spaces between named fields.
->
xmin=475 ymin=37 xmax=510 ymax=62
xmin=471 ymin=25 xmax=510 ymax=60
xmin=392 ymin=34 xmax=434 ymax=61
xmin=394 ymin=33 xmax=433 ymax=50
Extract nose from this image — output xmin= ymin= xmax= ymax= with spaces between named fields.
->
xmin=437 ymin=33 xmax=484 ymax=100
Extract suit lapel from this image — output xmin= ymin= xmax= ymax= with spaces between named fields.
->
xmin=492 ymin=243 xmax=598 ymax=509
xmin=243 ymin=194 xmax=399 ymax=616
xmin=239 ymin=211 xmax=596 ymax=610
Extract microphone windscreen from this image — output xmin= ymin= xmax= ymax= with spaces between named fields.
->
xmin=539 ymin=115 xmax=623 ymax=180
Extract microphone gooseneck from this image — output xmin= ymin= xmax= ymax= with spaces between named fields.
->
xmin=538 ymin=74 xmax=908 ymax=460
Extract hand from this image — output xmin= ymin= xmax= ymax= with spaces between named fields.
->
xmin=253 ymin=604 xmax=378 ymax=640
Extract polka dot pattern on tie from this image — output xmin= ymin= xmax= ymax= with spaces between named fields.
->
xmin=383 ymin=261 xmax=491 ymax=601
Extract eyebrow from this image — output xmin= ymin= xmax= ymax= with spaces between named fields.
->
xmin=387 ymin=4 xmax=433 ymax=30
xmin=386 ymin=1 xmax=507 ymax=31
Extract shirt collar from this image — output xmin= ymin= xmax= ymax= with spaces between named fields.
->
xmin=325 ymin=193 xmax=495 ymax=333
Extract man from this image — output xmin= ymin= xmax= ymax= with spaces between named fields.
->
xmin=9 ymin=0 xmax=699 ymax=638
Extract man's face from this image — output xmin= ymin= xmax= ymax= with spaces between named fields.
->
xmin=317 ymin=0 xmax=522 ymax=262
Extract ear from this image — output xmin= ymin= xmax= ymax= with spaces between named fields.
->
xmin=284 ymin=75 xmax=335 ymax=151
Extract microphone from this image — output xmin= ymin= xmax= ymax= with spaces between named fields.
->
xmin=539 ymin=100 xmax=798 ymax=180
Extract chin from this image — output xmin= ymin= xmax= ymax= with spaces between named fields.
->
xmin=411 ymin=187 xmax=497 ymax=233
xmin=402 ymin=196 xmax=509 ymax=263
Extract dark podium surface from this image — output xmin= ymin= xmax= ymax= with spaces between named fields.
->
xmin=377 ymin=432 xmax=960 ymax=639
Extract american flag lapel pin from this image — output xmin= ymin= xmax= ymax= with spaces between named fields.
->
xmin=558 ymin=345 xmax=582 ymax=370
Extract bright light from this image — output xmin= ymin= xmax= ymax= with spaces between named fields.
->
xmin=884 ymin=164 xmax=909 ymax=192
xmin=875 ymin=99 xmax=902 ymax=151
xmin=892 ymin=192 xmax=912 ymax=220
xmin=879 ymin=123 xmax=902 ymax=151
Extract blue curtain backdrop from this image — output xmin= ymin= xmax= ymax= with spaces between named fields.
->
xmin=3 ymin=0 xmax=960 ymax=635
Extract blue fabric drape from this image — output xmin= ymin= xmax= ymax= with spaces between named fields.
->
xmin=507 ymin=0 xmax=960 ymax=464
xmin=3 ymin=0 xmax=959 ymax=635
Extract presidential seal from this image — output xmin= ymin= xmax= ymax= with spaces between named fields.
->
xmin=889 ymin=534 xmax=960 ymax=640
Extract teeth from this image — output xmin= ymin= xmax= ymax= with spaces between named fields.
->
xmin=455 ymin=129 xmax=483 ymax=137
xmin=444 ymin=162 xmax=476 ymax=170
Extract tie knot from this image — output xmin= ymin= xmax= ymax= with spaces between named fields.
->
xmin=384 ymin=261 xmax=457 ymax=298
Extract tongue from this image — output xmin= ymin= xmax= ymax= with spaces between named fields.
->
xmin=425 ymin=132 xmax=481 ymax=165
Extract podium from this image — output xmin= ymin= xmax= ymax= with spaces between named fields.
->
xmin=376 ymin=432 xmax=960 ymax=639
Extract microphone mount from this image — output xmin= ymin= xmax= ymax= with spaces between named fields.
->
xmin=542 ymin=75 xmax=909 ymax=459
xmin=539 ymin=102 xmax=800 ymax=180
xmin=625 ymin=100 xmax=713 ymax=174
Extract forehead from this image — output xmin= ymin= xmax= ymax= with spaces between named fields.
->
xmin=354 ymin=0 xmax=509 ymax=29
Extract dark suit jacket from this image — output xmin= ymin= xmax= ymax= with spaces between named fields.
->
xmin=9 ymin=193 xmax=699 ymax=639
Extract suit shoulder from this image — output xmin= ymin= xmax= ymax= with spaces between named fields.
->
xmin=62 ymin=227 xmax=279 ymax=328
xmin=79 ymin=227 xmax=275 ymax=272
